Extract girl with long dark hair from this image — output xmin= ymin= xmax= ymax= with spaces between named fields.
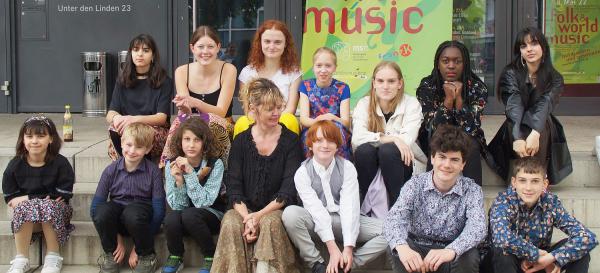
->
xmin=488 ymin=27 xmax=571 ymax=184
xmin=106 ymin=34 xmax=173 ymax=161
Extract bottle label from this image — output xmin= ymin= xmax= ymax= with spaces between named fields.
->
xmin=63 ymin=125 xmax=73 ymax=141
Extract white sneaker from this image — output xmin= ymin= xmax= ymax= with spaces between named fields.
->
xmin=41 ymin=252 xmax=63 ymax=273
xmin=7 ymin=255 xmax=30 ymax=273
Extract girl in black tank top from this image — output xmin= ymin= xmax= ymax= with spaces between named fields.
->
xmin=187 ymin=63 xmax=233 ymax=117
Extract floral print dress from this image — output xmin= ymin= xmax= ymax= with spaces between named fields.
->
xmin=299 ymin=78 xmax=352 ymax=160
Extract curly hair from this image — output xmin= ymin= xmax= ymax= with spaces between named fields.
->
xmin=169 ymin=117 xmax=219 ymax=160
xmin=238 ymin=78 xmax=285 ymax=115
xmin=247 ymin=20 xmax=299 ymax=74
xmin=429 ymin=124 xmax=471 ymax=161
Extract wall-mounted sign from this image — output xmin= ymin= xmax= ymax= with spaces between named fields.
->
xmin=545 ymin=0 xmax=600 ymax=84
xmin=302 ymin=0 xmax=452 ymax=107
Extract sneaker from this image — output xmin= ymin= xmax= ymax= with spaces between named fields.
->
xmin=311 ymin=261 xmax=326 ymax=273
xmin=7 ymin=255 xmax=30 ymax=273
xmin=41 ymin=252 xmax=63 ymax=273
xmin=198 ymin=256 xmax=213 ymax=273
xmin=161 ymin=255 xmax=184 ymax=273
xmin=134 ymin=253 xmax=157 ymax=273
xmin=97 ymin=252 xmax=119 ymax=273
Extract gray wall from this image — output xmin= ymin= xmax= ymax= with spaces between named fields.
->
xmin=15 ymin=0 xmax=172 ymax=112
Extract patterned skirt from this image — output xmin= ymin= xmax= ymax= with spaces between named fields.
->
xmin=159 ymin=112 xmax=233 ymax=169
xmin=10 ymin=198 xmax=74 ymax=246
xmin=212 ymin=210 xmax=301 ymax=273
xmin=301 ymin=120 xmax=352 ymax=160
xmin=107 ymin=125 xmax=169 ymax=161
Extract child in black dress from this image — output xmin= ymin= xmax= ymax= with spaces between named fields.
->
xmin=2 ymin=115 xmax=75 ymax=273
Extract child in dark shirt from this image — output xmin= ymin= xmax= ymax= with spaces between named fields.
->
xmin=489 ymin=157 xmax=597 ymax=273
xmin=2 ymin=115 xmax=74 ymax=273
xmin=90 ymin=123 xmax=166 ymax=273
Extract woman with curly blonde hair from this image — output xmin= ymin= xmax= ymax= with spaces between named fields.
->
xmin=212 ymin=78 xmax=303 ymax=273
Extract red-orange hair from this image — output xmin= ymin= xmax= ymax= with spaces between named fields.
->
xmin=305 ymin=120 xmax=342 ymax=156
xmin=247 ymin=20 xmax=299 ymax=74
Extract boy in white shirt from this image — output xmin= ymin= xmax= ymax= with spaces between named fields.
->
xmin=282 ymin=120 xmax=388 ymax=273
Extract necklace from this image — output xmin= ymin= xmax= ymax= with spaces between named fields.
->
xmin=528 ymin=73 xmax=537 ymax=87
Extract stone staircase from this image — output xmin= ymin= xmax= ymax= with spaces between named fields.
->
xmin=0 ymin=114 xmax=599 ymax=272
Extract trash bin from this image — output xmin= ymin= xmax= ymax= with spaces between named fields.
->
xmin=118 ymin=50 xmax=128 ymax=77
xmin=81 ymin=52 xmax=109 ymax=117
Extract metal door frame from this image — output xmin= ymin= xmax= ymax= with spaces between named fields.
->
xmin=1 ymin=0 xmax=16 ymax=113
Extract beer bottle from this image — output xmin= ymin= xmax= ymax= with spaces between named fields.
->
xmin=63 ymin=104 xmax=73 ymax=142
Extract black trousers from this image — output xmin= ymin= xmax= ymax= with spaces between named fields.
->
xmin=164 ymin=207 xmax=221 ymax=257
xmin=390 ymin=238 xmax=480 ymax=273
xmin=427 ymin=136 xmax=482 ymax=186
xmin=92 ymin=201 xmax=155 ymax=256
xmin=354 ymin=142 xmax=412 ymax=206
xmin=490 ymin=239 xmax=590 ymax=273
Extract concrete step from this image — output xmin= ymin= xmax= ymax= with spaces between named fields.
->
xmin=0 ymin=220 xmax=394 ymax=270
xmin=2 ymin=185 xmax=599 ymax=229
xmin=482 ymin=151 xmax=600 ymax=188
xmin=0 ymin=220 xmax=598 ymax=272
xmin=0 ymin=265 xmax=394 ymax=273
xmin=2 ymin=147 xmax=598 ymax=188
xmin=72 ymin=140 xmax=112 ymax=184
xmin=1 ymin=185 xmax=599 ymax=270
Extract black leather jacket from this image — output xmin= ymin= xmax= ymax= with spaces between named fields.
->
xmin=498 ymin=67 xmax=564 ymax=140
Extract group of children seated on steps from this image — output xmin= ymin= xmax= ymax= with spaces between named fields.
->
xmin=2 ymin=20 xmax=598 ymax=273
xmin=3 ymin=111 xmax=597 ymax=273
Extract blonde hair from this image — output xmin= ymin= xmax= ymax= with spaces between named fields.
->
xmin=121 ymin=123 xmax=155 ymax=149
xmin=367 ymin=61 xmax=404 ymax=133
xmin=239 ymin=78 xmax=285 ymax=114
xmin=312 ymin=47 xmax=337 ymax=66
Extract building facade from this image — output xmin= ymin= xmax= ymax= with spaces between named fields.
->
xmin=0 ymin=0 xmax=598 ymax=115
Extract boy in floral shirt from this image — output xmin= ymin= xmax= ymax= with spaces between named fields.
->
xmin=489 ymin=157 xmax=597 ymax=273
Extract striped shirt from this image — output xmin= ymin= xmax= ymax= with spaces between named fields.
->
xmin=94 ymin=157 xmax=165 ymax=205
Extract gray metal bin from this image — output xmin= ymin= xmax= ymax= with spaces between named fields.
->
xmin=81 ymin=52 xmax=109 ymax=117
xmin=118 ymin=50 xmax=128 ymax=77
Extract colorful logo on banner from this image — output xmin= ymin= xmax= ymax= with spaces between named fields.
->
xmin=545 ymin=0 xmax=600 ymax=84
xmin=301 ymin=0 xmax=452 ymax=107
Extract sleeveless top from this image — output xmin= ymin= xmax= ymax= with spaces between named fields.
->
xmin=187 ymin=63 xmax=233 ymax=117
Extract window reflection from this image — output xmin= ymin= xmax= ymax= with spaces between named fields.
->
xmin=189 ymin=0 xmax=264 ymax=72
xmin=453 ymin=0 xmax=496 ymax=97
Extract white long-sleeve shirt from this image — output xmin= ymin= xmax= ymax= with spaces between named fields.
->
xmin=294 ymin=157 xmax=360 ymax=247
xmin=351 ymin=94 xmax=423 ymax=150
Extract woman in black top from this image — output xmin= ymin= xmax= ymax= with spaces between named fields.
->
xmin=489 ymin=27 xmax=570 ymax=184
xmin=212 ymin=78 xmax=303 ymax=273
xmin=416 ymin=40 xmax=488 ymax=185
xmin=106 ymin=34 xmax=173 ymax=161
xmin=172 ymin=25 xmax=237 ymax=119
xmin=159 ymin=26 xmax=236 ymax=168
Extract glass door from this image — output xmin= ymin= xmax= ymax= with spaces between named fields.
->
xmin=453 ymin=0 xmax=497 ymax=99
xmin=190 ymin=0 xmax=265 ymax=73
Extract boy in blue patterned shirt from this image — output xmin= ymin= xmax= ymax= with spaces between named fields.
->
xmin=489 ymin=157 xmax=597 ymax=273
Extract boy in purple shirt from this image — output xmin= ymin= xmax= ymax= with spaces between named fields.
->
xmin=90 ymin=123 xmax=166 ymax=273
xmin=489 ymin=157 xmax=597 ymax=273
